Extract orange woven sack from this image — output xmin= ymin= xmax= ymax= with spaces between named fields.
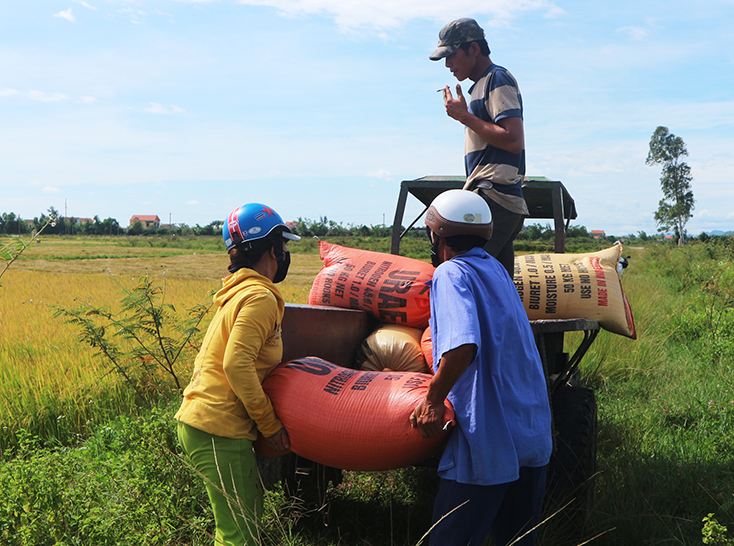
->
xmin=513 ymin=245 xmax=636 ymax=339
xmin=308 ymin=242 xmax=434 ymax=329
xmin=420 ymin=327 xmax=434 ymax=372
xmin=355 ymin=324 xmax=429 ymax=373
xmin=254 ymin=357 xmax=453 ymax=470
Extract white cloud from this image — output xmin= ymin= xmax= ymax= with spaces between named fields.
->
xmin=143 ymin=102 xmax=184 ymax=114
xmin=73 ymin=0 xmax=98 ymax=9
xmin=234 ymin=0 xmax=561 ymax=31
xmin=53 ymin=8 xmax=75 ymax=22
xmin=118 ymin=7 xmax=148 ymax=24
xmin=27 ymin=90 xmax=70 ymax=102
xmin=1 ymin=88 xmax=19 ymax=97
xmin=76 ymin=96 xmax=97 ymax=104
xmin=43 ymin=186 xmax=62 ymax=194
xmin=617 ymin=26 xmax=648 ymax=41
xmin=542 ymin=4 xmax=565 ymax=19
xmin=186 ymin=200 xmax=200 ymax=205
xmin=367 ymin=168 xmax=392 ymax=180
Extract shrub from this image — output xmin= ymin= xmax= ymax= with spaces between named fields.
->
xmin=0 ymin=403 xmax=211 ymax=546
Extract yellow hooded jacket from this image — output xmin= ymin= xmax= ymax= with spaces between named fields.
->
xmin=175 ymin=268 xmax=285 ymax=440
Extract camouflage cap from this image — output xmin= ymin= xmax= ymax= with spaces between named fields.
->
xmin=429 ymin=18 xmax=485 ymax=61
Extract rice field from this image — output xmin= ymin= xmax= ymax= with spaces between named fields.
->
xmin=0 ymin=237 xmax=323 ymax=452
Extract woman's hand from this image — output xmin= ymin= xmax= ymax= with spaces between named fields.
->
xmin=265 ymin=427 xmax=290 ymax=453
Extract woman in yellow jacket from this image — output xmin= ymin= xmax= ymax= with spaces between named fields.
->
xmin=176 ymin=203 xmax=300 ymax=546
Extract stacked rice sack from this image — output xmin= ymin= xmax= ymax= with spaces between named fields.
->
xmin=308 ymin=241 xmax=637 ymax=359
xmin=308 ymin=241 xmax=436 ymax=373
xmin=512 ymin=244 xmax=636 ymax=338
xmin=256 ymin=357 xmax=453 ymax=470
xmin=257 ymin=243 xmax=636 ymax=470
xmin=308 ymin=241 xmax=434 ymax=329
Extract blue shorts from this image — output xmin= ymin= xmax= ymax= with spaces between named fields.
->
xmin=429 ymin=466 xmax=547 ymax=546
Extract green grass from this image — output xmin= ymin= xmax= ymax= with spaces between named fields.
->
xmin=0 ymin=402 xmax=212 ymax=546
xmin=573 ymin=243 xmax=734 ymax=545
xmin=0 ymin=400 xmax=439 ymax=546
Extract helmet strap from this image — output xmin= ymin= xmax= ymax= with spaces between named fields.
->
xmin=429 ymin=231 xmax=443 ymax=267
xmin=269 ymin=230 xmax=290 ymax=283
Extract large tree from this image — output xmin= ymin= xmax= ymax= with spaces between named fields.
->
xmin=646 ymin=126 xmax=695 ymax=245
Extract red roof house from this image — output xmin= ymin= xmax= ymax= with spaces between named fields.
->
xmin=129 ymin=215 xmax=160 ymax=228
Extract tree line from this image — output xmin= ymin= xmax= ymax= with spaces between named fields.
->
xmin=0 ymin=207 xmax=121 ymax=237
xmin=0 ymin=207 xmax=223 ymax=237
xmin=0 ymin=207 xmax=676 ymax=244
xmin=0 ymin=210 xmax=396 ymax=239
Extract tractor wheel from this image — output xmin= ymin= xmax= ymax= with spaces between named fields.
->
xmin=545 ymin=385 xmax=598 ymax=542
xmin=256 ymin=453 xmax=342 ymax=519
xmin=256 ymin=453 xmax=297 ymax=491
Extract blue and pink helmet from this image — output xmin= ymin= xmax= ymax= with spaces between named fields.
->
xmin=223 ymin=203 xmax=300 ymax=251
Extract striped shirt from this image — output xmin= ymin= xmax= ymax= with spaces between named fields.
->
xmin=463 ymin=64 xmax=529 ymax=216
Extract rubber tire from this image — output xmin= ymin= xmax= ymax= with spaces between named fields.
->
xmin=256 ymin=453 xmax=342 ymax=515
xmin=545 ymin=385 xmax=598 ymax=542
xmin=256 ymin=453 xmax=297 ymax=491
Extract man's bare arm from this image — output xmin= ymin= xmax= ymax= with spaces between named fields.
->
xmin=410 ymin=343 xmax=477 ymax=438
xmin=443 ymin=84 xmax=524 ymax=155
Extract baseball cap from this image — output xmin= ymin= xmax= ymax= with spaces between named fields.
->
xmin=429 ymin=18 xmax=485 ymax=61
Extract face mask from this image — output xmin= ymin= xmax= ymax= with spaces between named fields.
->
xmin=273 ymin=250 xmax=290 ymax=283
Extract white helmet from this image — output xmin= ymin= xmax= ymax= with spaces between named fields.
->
xmin=425 ymin=189 xmax=493 ymax=239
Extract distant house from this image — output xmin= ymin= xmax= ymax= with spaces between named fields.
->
xmin=129 ymin=215 xmax=160 ymax=229
xmin=591 ymin=230 xmax=605 ymax=239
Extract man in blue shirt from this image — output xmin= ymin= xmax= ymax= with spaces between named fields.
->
xmin=411 ymin=189 xmax=552 ymax=546
xmin=430 ymin=17 xmax=528 ymax=278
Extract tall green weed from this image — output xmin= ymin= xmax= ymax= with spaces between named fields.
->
xmin=52 ymin=276 xmax=211 ymax=408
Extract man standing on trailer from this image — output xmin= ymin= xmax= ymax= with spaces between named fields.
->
xmin=430 ymin=17 xmax=528 ymax=278
xmin=411 ymin=189 xmax=552 ymax=546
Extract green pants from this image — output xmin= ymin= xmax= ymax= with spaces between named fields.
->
xmin=177 ymin=421 xmax=264 ymax=546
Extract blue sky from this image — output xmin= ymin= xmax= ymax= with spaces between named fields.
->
xmin=1 ymin=0 xmax=733 ymax=236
